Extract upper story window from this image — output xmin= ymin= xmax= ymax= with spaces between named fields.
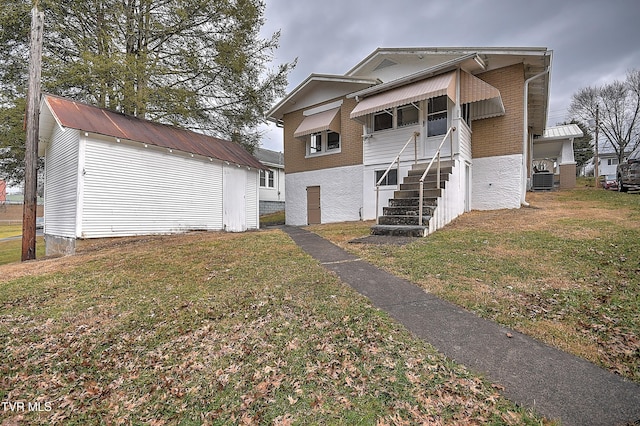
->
xmin=427 ymin=96 xmax=448 ymax=137
xmin=327 ymin=131 xmax=340 ymax=150
xmin=310 ymin=133 xmax=322 ymax=153
xmin=370 ymin=103 xmax=425 ymax=133
xmin=398 ymin=104 xmax=419 ymax=127
xmin=371 ymin=103 xmax=420 ymax=132
xmin=461 ymin=103 xmax=471 ymax=128
xmin=373 ymin=110 xmax=393 ymax=131
xmin=260 ymin=169 xmax=275 ymax=188
xmin=307 ymin=130 xmax=341 ymax=156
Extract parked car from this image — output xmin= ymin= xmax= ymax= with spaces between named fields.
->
xmin=617 ymin=151 xmax=640 ymax=192
xmin=598 ymin=174 xmax=618 ymax=190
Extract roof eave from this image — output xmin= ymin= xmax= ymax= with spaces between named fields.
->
xmin=347 ymin=46 xmax=550 ymax=76
xmin=347 ymin=53 xmax=479 ymax=99
xmin=266 ymin=74 xmax=379 ymax=121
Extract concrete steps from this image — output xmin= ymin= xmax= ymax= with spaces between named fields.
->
xmin=370 ymin=224 xmax=429 ymax=237
xmin=371 ymin=161 xmax=453 ymax=238
xmin=377 ymin=214 xmax=431 ymax=226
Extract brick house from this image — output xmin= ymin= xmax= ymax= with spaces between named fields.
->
xmin=267 ymin=47 xmax=555 ymax=236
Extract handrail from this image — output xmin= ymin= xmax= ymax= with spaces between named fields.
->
xmin=418 ymin=127 xmax=456 ymax=222
xmin=375 ymin=132 xmax=420 ymax=224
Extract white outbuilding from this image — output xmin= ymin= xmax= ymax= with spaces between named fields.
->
xmin=38 ymin=94 xmax=265 ymax=255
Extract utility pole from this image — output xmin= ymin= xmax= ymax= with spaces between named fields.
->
xmin=594 ymin=105 xmax=600 ymax=187
xmin=22 ymin=5 xmax=44 ymax=261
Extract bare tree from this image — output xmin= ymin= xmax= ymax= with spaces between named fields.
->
xmin=569 ymin=69 xmax=640 ymax=164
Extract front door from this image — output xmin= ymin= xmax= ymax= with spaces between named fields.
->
xmin=306 ymin=186 xmax=321 ymax=225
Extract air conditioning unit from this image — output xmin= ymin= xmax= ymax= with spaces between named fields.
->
xmin=532 ymin=172 xmax=554 ymax=190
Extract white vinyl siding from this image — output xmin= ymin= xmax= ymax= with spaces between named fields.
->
xmin=458 ymin=119 xmax=472 ymax=162
xmin=363 ymin=126 xmax=420 ymax=166
xmin=81 ymin=136 xmax=224 ymax=238
xmin=44 ymin=126 xmax=79 ymax=237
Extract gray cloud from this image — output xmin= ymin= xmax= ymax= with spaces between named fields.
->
xmin=260 ymin=0 xmax=640 ymax=150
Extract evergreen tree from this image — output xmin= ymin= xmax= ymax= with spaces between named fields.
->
xmin=0 ymin=0 xmax=294 ymax=183
xmin=565 ymin=120 xmax=593 ymax=175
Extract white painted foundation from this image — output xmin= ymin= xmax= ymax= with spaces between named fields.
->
xmin=285 ymin=165 xmax=363 ymax=226
xmin=472 ymin=154 xmax=523 ymax=210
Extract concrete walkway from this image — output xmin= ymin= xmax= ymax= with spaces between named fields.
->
xmin=283 ymin=226 xmax=640 ymax=426
xmin=0 ymin=230 xmax=43 ymax=243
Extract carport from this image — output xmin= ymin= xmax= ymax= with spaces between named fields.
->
xmin=532 ymin=124 xmax=583 ymax=190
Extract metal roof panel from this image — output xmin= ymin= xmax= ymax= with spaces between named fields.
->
xmin=539 ymin=124 xmax=583 ymax=140
xmin=43 ymin=95 xmax=265 ymax=170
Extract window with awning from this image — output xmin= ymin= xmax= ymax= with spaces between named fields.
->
xmin=350 ymin=71 xmax=456 ymax=119
xmin=294 ymin=107 xmax=341 ymax=138
xmin=349 ymin=70 xmax=504 ymax=122
xmin=460 ymin=71 xmax=505 ymax=120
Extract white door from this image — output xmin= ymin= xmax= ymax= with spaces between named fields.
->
xmin=223 ymin=165 xmax=247 ymax=232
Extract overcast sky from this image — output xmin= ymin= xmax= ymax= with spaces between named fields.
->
xmin=258 ymin=0 xmax=640 ymax=151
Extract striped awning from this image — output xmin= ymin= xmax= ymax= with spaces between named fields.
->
xmin=294 ymin=107 xmax=341 ymax=138
xmin=350 ymin=71 xmax=456 ymax=119
xmin=460 ymin=71 xmax=501 ymax=103
xmin=349 ymin=70 xmax=504 ymax=121
xmin=461 ymin=71 xmax=505 ymax=120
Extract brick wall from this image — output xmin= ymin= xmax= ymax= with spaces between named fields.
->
xmin=559 ymin=163 xmax=576 ymax=189
xmin=471 ymin=63 xmax=525 ymax=159
xmin=284 ymin=97 xmax=363 ymax=174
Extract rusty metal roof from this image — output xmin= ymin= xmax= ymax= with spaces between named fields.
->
xmin=43 ymin=94 xmax=265 ymax=170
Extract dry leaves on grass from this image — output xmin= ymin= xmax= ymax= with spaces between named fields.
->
xmin=314 ymin=189 xmax=640 ymax=384
xmin=1 ymin=230 xmax=543 ymax=424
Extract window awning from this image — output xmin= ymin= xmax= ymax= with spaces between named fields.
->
xmin=294 ymin=107 xmax=341 ymax=138
xmin=350 ymin=71 xmax=456 ymax=119
xmin=460 ymin=71 xmax=505 ymax=120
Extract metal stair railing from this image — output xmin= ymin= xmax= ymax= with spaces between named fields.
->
xmin=375 ymin=132 xmax=420 ymax=225
xmin=418 ymin=126 xmax=456 ymax=222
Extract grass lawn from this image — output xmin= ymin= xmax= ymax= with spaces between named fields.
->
xmin=310 ymin=187 xmax=640 ymax=383
xmin=0 ymin=231 xmax=45 ymax=265
xmin=0 ymin=225 xmax=23 ymax=239
xmin=260 ymin=210 xmax=286 ymax=227
xmin=0 ymin=231 xmax=545 ymax=424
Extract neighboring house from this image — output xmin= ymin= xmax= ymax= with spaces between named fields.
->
xmin=596 ymin=152 xmax=621 ymax=177
xmin=253 ymin=147 xmax=285 ymax=215
xmin=531 ymin=124 xmax=583 ymax=190
xmin=580 ymin=151 xmax=631 ymax=177
xmin=267 ymin=47 xmax=553 ymax=236
xmin=38 ymin=94 xmax=265 ymax=256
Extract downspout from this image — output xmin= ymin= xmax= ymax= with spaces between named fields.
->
xmin=522 ymin=66 xmax=550 ymax=206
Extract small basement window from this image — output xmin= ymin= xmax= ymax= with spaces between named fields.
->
xmin=375 ymin=168 xmax=398 ymax=186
